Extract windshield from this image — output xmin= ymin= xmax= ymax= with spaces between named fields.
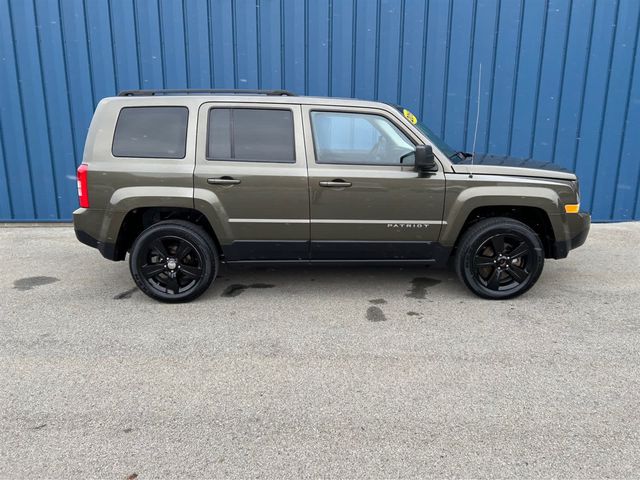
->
xmin=391 ymin=105 xmax=458 ymax=159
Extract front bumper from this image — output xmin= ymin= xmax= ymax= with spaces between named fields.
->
xmin=551 ymin=212 xmax=591 ymax=259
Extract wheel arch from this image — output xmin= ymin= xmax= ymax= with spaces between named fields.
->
xmin=111 ymin=206 xmax=224 ymax=261
xmin=448 ymin=205 xmax=557 ymax=259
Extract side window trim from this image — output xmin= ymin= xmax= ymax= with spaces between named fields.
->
xmin=111 ymin=106 xmax=189 ymax=159
xmin=308 ymin=109 xmax=417 ymax=167
xmin=206 ymin=107 xmax=296 ymax=164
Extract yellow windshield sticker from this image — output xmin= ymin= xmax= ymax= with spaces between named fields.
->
xmin=403 ymin=109 xmax=417 ymax=125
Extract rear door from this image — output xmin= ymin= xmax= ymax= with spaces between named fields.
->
xmin=194 ymin=102 xmax=309 ymax=261
xmin=302 ymin=105 xmax=446 ymax=262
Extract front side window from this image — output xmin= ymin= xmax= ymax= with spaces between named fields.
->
xmin=112 ymin=106 xmax=188 ymax=158
xmin=310 ymin=111 xmax=415 ymax=166
xmin=207 ymin=108 xmax=295 ymax=163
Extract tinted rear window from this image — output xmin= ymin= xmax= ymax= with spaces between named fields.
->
xmin=112 ymin=106 xmax=188 ymax=158
xmin=207 ymin=108 xmax=295 ymax=163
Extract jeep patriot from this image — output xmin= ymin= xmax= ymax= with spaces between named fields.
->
xmin=73 ymin=89 xmax=590 ymax=302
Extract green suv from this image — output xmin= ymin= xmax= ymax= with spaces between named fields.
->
xmin=73 ymin=89 xmax=590 ymax=302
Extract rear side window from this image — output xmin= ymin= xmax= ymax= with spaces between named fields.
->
xmin=207 ymin=108 xmax=295 ymax=163
xmin=112 ymin=106 xmax=188 ymax=159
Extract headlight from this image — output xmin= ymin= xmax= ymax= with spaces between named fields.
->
xmin=571 ymin=179 xmax=580 ymax=204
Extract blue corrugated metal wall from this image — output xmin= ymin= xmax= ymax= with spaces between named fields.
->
xmin=0 ymin=0 xmax=639 ymax=221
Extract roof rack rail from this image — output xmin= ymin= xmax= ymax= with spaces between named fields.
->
xmin=117 ymin=88 xmax=296 ymax=97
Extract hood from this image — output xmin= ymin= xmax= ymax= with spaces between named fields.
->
xmin=451 ymin=154 xmax=576 ymax=180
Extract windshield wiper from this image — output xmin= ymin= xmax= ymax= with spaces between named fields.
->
xmin=452 ymin=151 xmax=473 ymax=161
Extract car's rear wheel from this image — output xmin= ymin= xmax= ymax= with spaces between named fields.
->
xmin=454 ymin=217 xmax=545 ymax=299
xmin=129 ymin=220 xmax=218 ymax=303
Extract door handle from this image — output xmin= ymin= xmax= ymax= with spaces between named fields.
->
xmin=208 ymin=177 xmax=241 ymax=185
xmin=319 ymin=179 xmax=352 ymax=188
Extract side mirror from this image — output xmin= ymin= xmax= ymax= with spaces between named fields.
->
xmin=414 ymin=145 xmax=437 ymax=173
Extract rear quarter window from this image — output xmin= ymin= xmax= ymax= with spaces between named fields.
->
xmin=112 ymin=106 xmax=188 ymax=159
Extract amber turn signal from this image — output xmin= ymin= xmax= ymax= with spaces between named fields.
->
xmin=564 ymin=204 xmax=580 ymax=214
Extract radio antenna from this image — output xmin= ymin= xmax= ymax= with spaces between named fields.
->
xmin=469 ymin=63 xmax=482 ymax=179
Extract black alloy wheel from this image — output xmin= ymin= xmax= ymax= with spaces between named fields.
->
xmin=139 ymin=236 xmax=202 ymax=294
xmin=130 ymin=220 xmax=218 ymax=303
xmin=455 ymin=217 xmax=544 ymax=299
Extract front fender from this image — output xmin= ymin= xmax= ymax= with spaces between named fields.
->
xmin=439 ymin=184 xmax=566 ymax=247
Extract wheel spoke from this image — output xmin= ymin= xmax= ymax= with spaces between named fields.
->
xmin=486 ymin=268 xmax=501 ymax=290
xmin=176 ymin=240 xmax=193 ymax=261
xmin=150 ymin=239 xmax=168 ymax=258
xmin=490 ymin=235 xmax=505 ymax=254
xmin=180 ymin=265 xmax=202 ymax=279
xmin=474 ymin=255 xmax=495 ymax=268
xmin=509 ymin=241 xmax=529 ymax=259
xmin=506 ymin=265 xmax=528 ymax=283
xmin=166 ymin=276 xmax=180 ymax=294
xmin=141 ymin=263 xmax=165 ymax=278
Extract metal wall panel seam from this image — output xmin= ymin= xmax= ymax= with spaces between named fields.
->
xmin=588 ymin=0 xmax=622 ymax=212
xmin=350 ymin=0 xmax=357 ymax=98
xmin=373 ymin=0 xmax=380 ymax=100
xmin=614 ymin=4 xmax=640 ymax=218
xmin=181 ymin=0 xmax=190 ymax=86
xmin=106 ymin=0 xmax=120 ymax=92
xmin=417 ymin=0 xmax=429 ymax=119
xmin=132 ymin=0 xmax=143 ymax=88
xmin=32 ymin=0 xmax=60 ymax=218
xmin=6 ymin=0 xmax=37 ymax=216
xmin=439 ymin=0 xmax=454 ymax=139
xmin=549 ymin=0 xmax=574 ymax=163
xmin=505 ymin=0 xmax=525 ymax=155
xmin=483 ymin=0 xmax=503 ymax=153
xmin=570 ymin=1 xmax=597 ymax=172
xmin=231 ymin=0 xmax=238 ymax=88
xmin=396 ymin=0 xmax=405 ymax=104
xmin=528 ymin=0 xmax=550 ymax=159
xmin=157 ymin=0 xmax=165 ymax=88
xmin=279 ymin=0 xmax=285 ymax=87
xmin=0 ymin=115 xmax=14 ymax=217
xmin=206 ymin=0 xmax=215 ymax=87
xmin=463 ymin=0 xmax=480 ymax=150
xmin=304 ymin=0 xmax=309 ymax=95
xmin=256 ymin=0 xmax=262 ymax=89
xmin=328 ymin=0 xmax=333 ymax=96
xmin=80 ymin=0 xmax=96 ymax=105
xmin=56 ymin=0 xmax=79 ymax=169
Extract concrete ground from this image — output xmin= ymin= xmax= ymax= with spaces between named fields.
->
xmin=1 ymin=223 xmax=639 ymax=479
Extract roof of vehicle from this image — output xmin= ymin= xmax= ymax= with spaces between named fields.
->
xmin=112 ymin=89 xmax=392 ymax=109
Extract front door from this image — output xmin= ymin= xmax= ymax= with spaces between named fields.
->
xmin=194 ymin=102 xmax=309 ymax=261
xmin=302 ymin=106 xmax=446 ymax=262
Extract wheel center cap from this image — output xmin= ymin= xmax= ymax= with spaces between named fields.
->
xmin=167 ymin=258 xmax=177 ymax=270
xmin=497 ymin=256 xmax=508 ymax=267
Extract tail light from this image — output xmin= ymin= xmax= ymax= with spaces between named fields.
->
xmin=77 ymin=164 xmax=89 ymax=208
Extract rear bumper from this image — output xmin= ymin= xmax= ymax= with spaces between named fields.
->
xmin=551 ymin=212 xmax=590 ymax=259
xmin=73 ymin=208 xmax=121 ymax=260
xmin=75 ymin=228 xmax=98 ymax=249
xmin=74 ymin=228 xmax=119 ymax=260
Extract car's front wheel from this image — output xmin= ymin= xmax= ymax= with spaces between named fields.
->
xmin=454 ymin=217 xmax=545 ymax=300
xmin=129 ymin=220 xmax=218 ymax=303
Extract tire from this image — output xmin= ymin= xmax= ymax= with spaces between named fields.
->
xmin=129 ymin=220 xmax=218 ymax=303
xmin=454 ymin=217 xmax=545 ymax=300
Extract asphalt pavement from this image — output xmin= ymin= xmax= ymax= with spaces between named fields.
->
xmin=1 ymin=223 xmax=639 ymax=479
